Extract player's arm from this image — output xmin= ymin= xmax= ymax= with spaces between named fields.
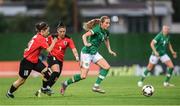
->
xmin=104 ymin=38 xmax=116 ymax=56
xmin=46 ymin=38 xmax=57 ymax=52
xmin=151 ymin=39 xmax=159 ymax=56
xmin=72 ymin=48 xmax=79 ymax=61
xmin=82 ymin=31 xmax=92 ymax=47
xmin=168 ymin=42 xmax=177 ymax=58
xmin=69 ymin=39 xmax=79 ymax=61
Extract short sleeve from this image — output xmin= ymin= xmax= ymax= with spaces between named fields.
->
xmin=153 ymin=33 xmax=161 ymax=43
xmin=68 ymin=39 xmax=75 ymax=49
xmin=47 ymin=36 xmax=52 ymax=45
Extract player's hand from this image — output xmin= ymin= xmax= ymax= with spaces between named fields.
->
xmin=75 ymin=56 xmax=80 ymax=62
xmin=154 ymin=51 xmax=159 ymax=57
xmin=109 ymin=50 xmax=117 ymax=56
xmin=172 ymin=51 xmax=177 ymax=59
xmin=85 ymin=43 xmax=92 ymax=47
xmin=52 ymin=37 xmax=57 ymax=43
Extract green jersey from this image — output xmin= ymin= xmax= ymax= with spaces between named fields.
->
xmin=152 ymin=32 xmax=170 ymax=56
xmin=81 ymin=25 xmax=109 ymax=55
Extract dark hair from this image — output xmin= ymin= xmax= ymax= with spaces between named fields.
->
xmin=35 ymin=21 xmax=49 ymax=32
xmin=56 ymin=21 xmax=70 ymax=38
xmin=57 ymin=21 xmax=66 ymax=29
xmin=83 ymin=16 xmax=110 ymax=31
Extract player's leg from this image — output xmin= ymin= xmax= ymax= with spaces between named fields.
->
xmin=60 ymin=67 xmax=89 ymax=95
xmin=34 ymin=60 xmax=53 ymax=96
xmin=41 ymin=68 xmax=52 ymax=90
xmin=60 ymin=53 xmax=90 ymax=95
xmin=138 ymin=55 xmax=157 ymax=87
xmin=161 ymin=54 xmax=175 ymax=87
xmin=46 ymin=56 xmax=62 ymax=88
xmin=6 ymin=76 xmax=26 ymax=98
xmin=93 ymin=58 xmax=110 ymax=94
xmin=92 ymin=52 xmax=109 ymax=93
xmin=6 ymin=58 xmax=32 ymax=98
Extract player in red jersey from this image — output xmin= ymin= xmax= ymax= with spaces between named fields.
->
xmin=6 ymin=22 xmax=57 ymax=98
xmin=35 ymin=22 xmax=79 ymax=97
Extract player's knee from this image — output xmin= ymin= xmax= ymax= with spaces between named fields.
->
xmin=81 ymin=74 xmax=87 ymax=79
xmin=147 ymin=64 xmax=154 ymax=71
xmin=168 ymin=63 xmax=174 ymax=69
xmin=103 ymin=65 xmax=110 ymax=70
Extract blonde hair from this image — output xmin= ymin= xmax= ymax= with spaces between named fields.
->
xmin=83 ymin=16 xmax=110 ymax=31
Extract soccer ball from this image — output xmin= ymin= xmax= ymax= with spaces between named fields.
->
xmin=142 ymin=85 xmax=154 ymax=97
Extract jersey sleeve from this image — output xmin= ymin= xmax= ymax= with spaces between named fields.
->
xmin=68 ymin=39 xmax=75 ymax=49
xmin=90 ymin=25 xmax=99 ymax=35
xmin=47 ymin=36 xmax=52 ymax=45
xmin=153 ymin=33 xmax=161 ymax=43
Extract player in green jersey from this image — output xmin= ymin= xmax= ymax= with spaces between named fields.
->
xmin=138 ymin=25 xmax=177 ymax=87
xmin=60 ymin=16 xmax=117 ymax=94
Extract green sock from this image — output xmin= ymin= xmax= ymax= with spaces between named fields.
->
xmin=94 ymin=68 xmax=109 ymax=86
xmin=140 ymin=68 xmax=150 ymax=82
xmin=164 ymin=68 xmax=173 ymax=82
xmin=65 ymin=74 xmax=82 ymax=86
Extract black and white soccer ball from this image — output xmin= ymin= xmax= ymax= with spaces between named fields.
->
xmin=142 ymin=85 xmax=154 ymax=97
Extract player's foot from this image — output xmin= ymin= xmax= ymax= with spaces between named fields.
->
xmin=41 ymin=87 xmax=54 ymax=96
xmin=60 ymin=82 xmax=67 ymax=95
xmin=163 ymin=82 xmax=175 ymax=87
xmin=35 ymin=89 xmax=41 ymax=97
xmin=6 ymin=91 xmax=14 ymax=98
xmin=92 ymin=86 xmax=105 ymax=94
xmin=137 ymin=81 xmax=143 ymax=87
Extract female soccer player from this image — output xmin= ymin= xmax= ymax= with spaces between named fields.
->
xmin=138 ymin=25 xmax=177 ymax=87
xmin=35 ymin=22 xmax=79 ymax=96
xmin=60 ymin=16 xmax=117 ymax=94
xmin=6 ymin=22 xmax=57 ymax=98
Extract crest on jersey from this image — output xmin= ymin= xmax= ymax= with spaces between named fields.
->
xmin=63 ymin=41 xmax=67 ymax=46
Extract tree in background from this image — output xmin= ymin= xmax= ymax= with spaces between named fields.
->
xmin=45 ymin=0 xmax=73 ymax=32
xmin=172 ymin=0 xmax=180 ymax=22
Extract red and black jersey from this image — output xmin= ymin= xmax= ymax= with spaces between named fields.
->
xmin=47 ymin=35 xmax=75 ymax=62
xmin=24 ymin=33 xmax=49 ymax=63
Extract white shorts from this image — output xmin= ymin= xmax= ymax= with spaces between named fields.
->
xmin=80 ymin=52 xmax=103 ymax=69
xmin=149 ymin=54 xmax=171 ymax=64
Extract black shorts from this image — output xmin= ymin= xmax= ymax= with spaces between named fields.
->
xmin=47 ymin=56 xmax=63 ymax=73
xmin=19 ymin=58 xmax=46 ymax=79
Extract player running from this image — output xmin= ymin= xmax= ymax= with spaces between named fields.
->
xmin=35 ymin=22 xmax=79 ymax=97
xmin=137 ymin=25 xmax=177 ymax=87
xmin=60 ymin=16 xmax=117 ymax=94
xmin=6 ymin=22 xmax=57 ymax=98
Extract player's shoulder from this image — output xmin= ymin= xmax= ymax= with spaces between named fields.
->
xmin=154 ymin=32 xmax=162 ymax=38
xmin=35 ymin=34 xmax=47 ymax=44
xmin=65 ymin=35 xmax=72 ymax=40
xmin=94 ymin=24 xmax=100 ymax=30
xmin=157 ymin=32 xmax=163 ymax=36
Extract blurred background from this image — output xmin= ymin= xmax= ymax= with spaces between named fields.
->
xmin=0 ymin=0 xmax=180 ymax=77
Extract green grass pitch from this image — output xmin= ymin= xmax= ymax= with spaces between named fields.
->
xmin=0 ymin=76 xmax=180 ymax=105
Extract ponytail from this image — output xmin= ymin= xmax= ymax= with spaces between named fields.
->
xmin=83 ymin=18 xmax=100 ymax=31
xmin=83 ymin=16 xmax=110 ymax=31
